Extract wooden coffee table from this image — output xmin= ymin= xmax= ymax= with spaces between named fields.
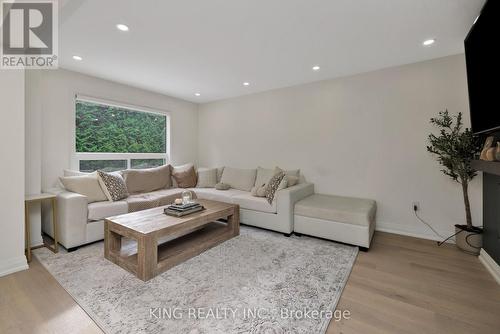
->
xmin=104 ymin=199 xmax=239 ymax=281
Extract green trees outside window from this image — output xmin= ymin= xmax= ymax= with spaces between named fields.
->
xmin=75 ymin=100 xmax=168 ymax=172
xmin=76 ymin=100 xmax=167 ymax=154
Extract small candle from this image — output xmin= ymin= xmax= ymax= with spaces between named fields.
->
xmin=174 ymin=198 xmax=182 ymax=205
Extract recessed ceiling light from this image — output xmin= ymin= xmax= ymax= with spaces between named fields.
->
xmin=243 ymin=82 xmax=250 ymax=86
xmin=422 ymin=39 xmax=436 ymax=47
xmin=72 ymin=55 xmax=82 ymax=61
xmin=116 ymin=24 xmax=129 ymax=32
xmin=194 ymin=93 xmax=201 ymax=97
xmin=312 ymin=65 xmax=320 ymax=71
xmin=473 ymin=15 xmax=479 ymax=24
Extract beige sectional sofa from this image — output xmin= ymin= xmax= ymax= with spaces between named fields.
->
xmin=44 ymin=165 xmax=314 ymax=250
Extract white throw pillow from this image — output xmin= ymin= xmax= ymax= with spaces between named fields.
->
xmin=196 ymin=168 xmax=218 ymax=188
xmin=220 ymin=167 xmax=257 ymax=191
xmin=216 ymin=167 xmax=225 ymax=183
xmin=59 ymin=172 xmax=108 ymax=203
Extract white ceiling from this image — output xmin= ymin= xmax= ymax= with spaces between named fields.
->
xmin=59 ymin=0 xmax=485 ymax=103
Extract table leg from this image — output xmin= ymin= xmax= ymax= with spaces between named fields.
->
xmin=25 ymin=202 xmax=32 ymax=263
xmin=137 ymin=235 xmax=157 ymax=281
xmin=228 ymin=206 xmax=240 ymax=237
xmin=51 ymin=198 xmax=58 ymax=253
xmin=104 ymin=222 xmax=122 ymax=259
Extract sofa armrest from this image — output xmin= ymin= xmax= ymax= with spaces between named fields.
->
xmin=275 ymin=183 xmax=314 ymax=232
xmin=44 ymin=189 xmax=89 ymax=249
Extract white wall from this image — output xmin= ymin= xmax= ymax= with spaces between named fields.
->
xmin=24 ymin=69 xmax=198 ymax=244
xmin=27 ymin=69 xmax=199 ymax=190
xmin=25 ymin=70 xmax=43 ymax=247
xmin=0 ymin=70 xmax=28 ymax=277
xmin=198 ymin=54 xmax=482 ymax=240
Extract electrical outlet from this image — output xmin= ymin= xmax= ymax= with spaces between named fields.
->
xmin=412 ymin=202 xmax=420 ymax=211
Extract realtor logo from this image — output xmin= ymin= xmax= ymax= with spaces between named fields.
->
xmin=1 ymin=0 xmax=58 ymax=69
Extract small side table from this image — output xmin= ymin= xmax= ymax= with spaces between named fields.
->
xmin=25 ymin=193 xmax=58 ymax=262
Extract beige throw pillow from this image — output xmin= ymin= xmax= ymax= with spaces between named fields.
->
xmin=287 ymin=175 xmax=299 ymax=187
xmin=285 ymin=169 xmax=300 ymax=187
xmin=196 ymin=168 xmax=217 ymax=188
xmin=172 ymin=165 xmax=197 ymax=188
xmin=171 ymin=163 xmax=194 ymax=187
xmin=251 ymin=185 xmax=267 ymax=197
xmin=121 ymin=164 xmax=172 ymax=194
xmin=59 ymin=172 xmax=108 ymax=203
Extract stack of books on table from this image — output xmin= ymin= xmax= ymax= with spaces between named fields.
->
xmin=164 ymin=202 xmax=204 ymax=217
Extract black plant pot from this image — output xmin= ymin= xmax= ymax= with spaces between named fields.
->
xmin=454 ymin=224 xmax=483 ymax=255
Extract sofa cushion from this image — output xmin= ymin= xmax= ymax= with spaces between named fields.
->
xmin=220 ymin=167 xmax=257 ymax=191
xmin=232 ymin=193 xmax=277 ymax=214
xmin=126 ymin=188 xmax=186 ymax=213
xmin=254 ymin=167 xmax=275 ymax=187
xmin=88 ymin=200 xmax=128 ymax=221
xmin=191 ymin=188 xmax=247 ymax=203
xmin=59 ymin=172 xmax=108 ymax=203
xmin=121 ymin=164 xmax=172 ymax=194
xmin=196 ymin=168 xmax=217 ymax=188
xmin=294 ymin=194 xmax=376 ymax=227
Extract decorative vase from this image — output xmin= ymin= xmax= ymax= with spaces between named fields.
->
xmin=181 ymin=190 xmax=193 ymax=204
xmin=496 ymin=142 xmax=500 ymax=161
xmin=455 ymin=224 xmax=483 ymax=255
xmin=485 ymin=147 xmax=496 ymax=161
xmin=480 ymin=136 xmax=495 ymax=160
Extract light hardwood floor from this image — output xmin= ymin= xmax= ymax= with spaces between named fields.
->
xmin=1 ymin=232 xmax=499 ymax=334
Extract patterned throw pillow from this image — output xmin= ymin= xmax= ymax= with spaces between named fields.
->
xmin=97 ymin=170 xmax=129 ymax=201
xmin=265 ymin=169 xmax=286 ymax=204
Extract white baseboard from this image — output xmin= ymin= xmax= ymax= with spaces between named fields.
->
xmin=375 ymin=222 xmax=454 ymax=244
xmin=0 ymin=256 xmax=29 ymax=278
xmin=478 ymin=248 xmax=500 ymax=285
xmin=30 ymin=240 xmax=44 ymax=248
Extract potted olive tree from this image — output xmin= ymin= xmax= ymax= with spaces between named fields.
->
xmin=427 ymin=110 xmax=483 ymax=255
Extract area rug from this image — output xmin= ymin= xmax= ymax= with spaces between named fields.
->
xmin=34 ymin=226 xmax=357 ymax=334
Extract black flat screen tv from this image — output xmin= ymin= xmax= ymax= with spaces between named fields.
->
xmin=465 ymin=0 xmax=499 ymax=135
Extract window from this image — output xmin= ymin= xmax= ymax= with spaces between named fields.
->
xmin=74 ymin=96 xmax=169 ymax=172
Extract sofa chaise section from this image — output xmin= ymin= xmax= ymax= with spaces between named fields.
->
xmin=294 ymin=194 xmax=376 ymax=249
